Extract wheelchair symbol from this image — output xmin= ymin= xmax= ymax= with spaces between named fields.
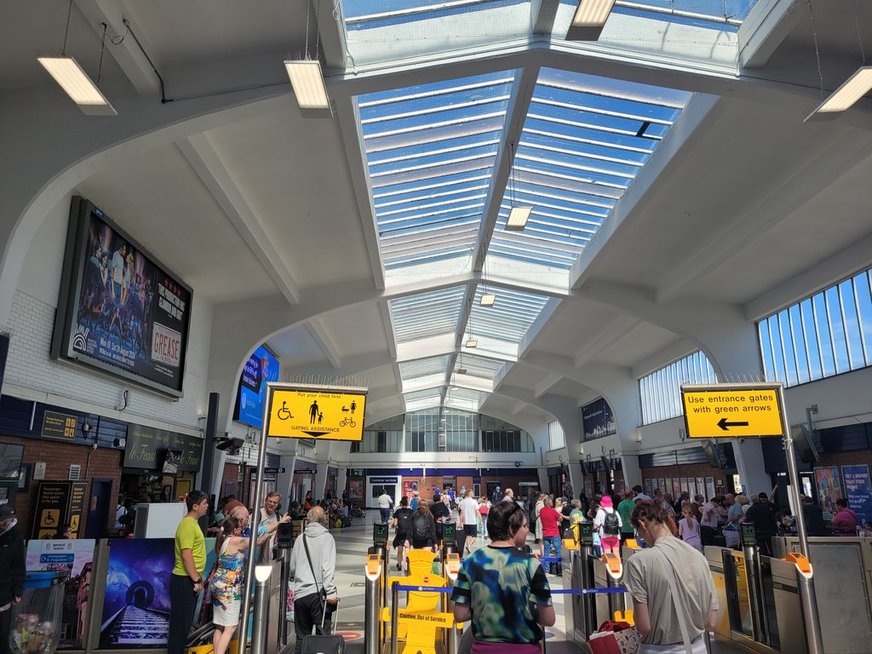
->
xmin=339 ymin=417 xmax=356 ymax=428
xmin=277 ymin=401 xmax=293 ymax=421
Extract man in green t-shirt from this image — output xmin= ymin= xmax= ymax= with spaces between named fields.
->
xmin=617 ymin=490 xmax=637 ymax=541
xmin=168 ymin=490 xmax=209 ymax=654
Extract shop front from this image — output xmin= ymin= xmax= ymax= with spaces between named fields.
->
xmin=118 ymin=424 xmax=203 ymax=506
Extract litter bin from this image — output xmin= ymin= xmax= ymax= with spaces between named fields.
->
xmin=9 ymin=571 xmax=68 ymax=654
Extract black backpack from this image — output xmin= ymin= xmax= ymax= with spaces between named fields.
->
xmin=603 ymin=511 xmax=620 ymax=536
xmin=413 ymin=512 xmax=431 ymax=541
xmin=396 ymin=508 xmax=413 ymax=535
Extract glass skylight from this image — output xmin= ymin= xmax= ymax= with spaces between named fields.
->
xmin=453 ymin=353 xmax=506 ymax=381
xmin=399 ymin=354 xmax=452 ymax=381
xmin=465 ymin=286 xmax=551 ymax=353
xmin=489 ymin=68 xmax=690 ymax=278
xmin=359 ymin=72 xmax=516 ymax=279
xmin=559 ymin=0 xmax=757 ymax=31
xmin=342 ymin=0 xmax=534 ymax=66
xmin=389 ymin=286 xmax=466 ymax=343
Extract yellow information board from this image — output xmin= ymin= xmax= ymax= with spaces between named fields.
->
xmin=681 ymin=383 xmax=784 ymax=439
xmin=265 ymin=383 xmax=367 ymax=441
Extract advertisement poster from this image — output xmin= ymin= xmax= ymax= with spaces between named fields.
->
xmin=56 ymin=198 xmax=192 ymax=395
xmin=842 ymin=464 xmax=872 ymax=524
xmin=706 ymin=478 xmax=716 ymax=501
xmin=235 ymin=345 xmax=280 ymax=430
xmin=26 ymin=539 xmax=96 ymax=649
xmin=403 ymin=480 xmax=418 ymax=500
xmin=100 ymin=539 xmax=174 ymax=648
xmin=581 ymin=398 xmax=617 ymax=441
xmin=348 ymin=479 xmax=363 ymax=501
xmin=814 ymin=466 xmax=844 ymax=516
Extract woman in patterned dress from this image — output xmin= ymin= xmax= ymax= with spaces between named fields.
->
xmin=210 ymin=515 xmax=250 ymax=654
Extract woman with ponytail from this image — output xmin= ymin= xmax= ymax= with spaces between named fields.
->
xmin=625 ymin=501 xmax=719 ymax=653
xmin=210 ymin=514 xmax=251 ymax=654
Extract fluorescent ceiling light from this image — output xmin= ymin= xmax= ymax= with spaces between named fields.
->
xmin=506 ymin=206 xmax=533 ymax=231
xmin=37 ymin=56 xmax=116 ymax=116
xmin=480 ymin=293 xmax=496 ymax=306
xmin=284 ymin=59 xmax=329 ymax=110
xmin=566 ymin=0 xmax=615 ymax=41
xmin=465 ymin=338 xmax=478 ymax=348
xmin=808 ymin=66 xmax=872 ymax=117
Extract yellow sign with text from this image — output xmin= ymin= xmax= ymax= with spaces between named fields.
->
xmin=396 ymin=611 xmax=454 ymax=627
xmin=265 ymin=384 xmax=367 ymax=441
xmin=682 ymin=384 xmax=784 ymax=439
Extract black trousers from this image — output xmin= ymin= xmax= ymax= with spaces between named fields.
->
xmin=701 ymin=525 xmax=717 ymax=547
xmin=294 ymin=593 xmax=329 ymax=654
xmin=168 ymin=574 xmax=200 ymax=654
xmin=0 ymin=606 xmax=12 ymax=654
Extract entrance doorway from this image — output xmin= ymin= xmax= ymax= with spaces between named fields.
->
xmin=86 ymin=479 xmax=113 ymax=539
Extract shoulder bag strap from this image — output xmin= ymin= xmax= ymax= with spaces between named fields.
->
xmin=302 ymin=534 xmax=328 ymax=630
xmin=654 ymin=546 xmax=695 ymax=654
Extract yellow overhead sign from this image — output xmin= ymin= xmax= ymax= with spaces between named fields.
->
xmin=681 ymin=384 xmax=784 ymax=439
xmin=265 ymin=384 xmax=367 ymax=441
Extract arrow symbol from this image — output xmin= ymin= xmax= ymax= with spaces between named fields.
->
xmin=717 ymin=418 xmax=749 ymax=431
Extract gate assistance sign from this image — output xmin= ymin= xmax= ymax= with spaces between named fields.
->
xmin=265 ymin=383 xmax=367 ymax=441
xmin=681 ymin=383 xmax=784 ymax=439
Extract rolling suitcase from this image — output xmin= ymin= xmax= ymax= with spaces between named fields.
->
xmin=299 ymin=603 xmax=342 ymax=654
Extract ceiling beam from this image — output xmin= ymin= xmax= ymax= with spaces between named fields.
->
xmin=471 ymin=64 xmax=541 ymax=272
xmin=314 ymin=0 xmax=350 ymax=69
xmin=738 ymin=0 xmax=802 ymax=69
xmin=534 ymin=373 xmax=564 ymax=399
xmin=176 ymin=134 xmax=300 ymax=304
xmin=305 ymin=318 xmax=342 ymax=369
xmin=333 ymin=97 xmax=386 ymax=289
xmin=75 ymin=0 xmax=162 ymax=96
xmin=655 ymin=127 xmax=872 ymax=304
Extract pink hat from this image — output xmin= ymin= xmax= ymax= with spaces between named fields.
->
xmin=600 ymin=496 xmax=613 ymax=508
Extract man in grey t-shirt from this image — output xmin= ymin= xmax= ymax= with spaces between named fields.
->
xmin=625 ymin=536 xmax=718 ymax=646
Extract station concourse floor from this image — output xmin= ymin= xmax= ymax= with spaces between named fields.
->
xmin=311 ymin=513 xmax=753 ymax=654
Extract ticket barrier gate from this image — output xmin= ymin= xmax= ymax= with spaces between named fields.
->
xmin=365 ymin=523 xmax=391 ymax=654
xmin=772 ymin=536 xmax=872 ymax=654
xmin=712 ymin=526 xmax=829 ymax=654
xmin=591 ymin=552 xmax=626 ymax=629
xmin=366 ymin=525 xmax=463 ymax=654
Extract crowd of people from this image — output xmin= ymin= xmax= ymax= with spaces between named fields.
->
xmin=152 ymin=479 xmax=868 ymax=654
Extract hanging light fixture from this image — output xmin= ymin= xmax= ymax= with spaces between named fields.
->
xmin=38 ymin=0 xmax=116 ymax=115
xmin=285 ymin=0 xmax=330 ymax=112
xmin=506 ymin=142 xmax=532 ymax=231
xmin=806 ymin=2 xmax=872 ymax=120
xmin=565 ymin=0 xmax=616 ymax=41
xmin=465 ymin=298 xmax=477 ymax=348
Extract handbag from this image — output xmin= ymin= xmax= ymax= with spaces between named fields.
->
xmin=637 ymin=549 xmax=707 ymax=654
xmin=300 ymin=535 xmax=344 ymax=654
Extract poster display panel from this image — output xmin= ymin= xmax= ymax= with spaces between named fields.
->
xmin=814 ymin=466 xmax=844 ymax=516
xmin=581 ymin=398 xmax=617 ymax=441
xmin=234 ymin=344 xmax=280 ymax=430
xmin=26 ymin=539 xmax=96 ymax=649
xmin=842 ymin=464 xmax=872 ymax=524
xmin=706 ymin=477 xmax=716 ymax=501
xmin=51 ymin=196 xmax=192 ymax=396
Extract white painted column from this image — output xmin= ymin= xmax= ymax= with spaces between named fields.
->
xmin=336 ymin=467 xmax=348 ymax=499
xmin=566 ymin=461 xmax=583 ymax=498
xmin=620 ymin=454 xmax=642 ymax=490
xmin=275 ymin=454 xmax=296 ymax=509
xmin=732 ymin=439 xmax=770 ymax=495
xmin=313 ymin=464 xmax=329 ymax=500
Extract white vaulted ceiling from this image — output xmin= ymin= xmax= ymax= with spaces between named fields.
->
xmin=5 ymin=0 xmax=872 ymax=428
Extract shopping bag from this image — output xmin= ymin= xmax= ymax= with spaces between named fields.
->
xmin=588 ymin=632 xmax=621 ymax=654
xmin=614 ymin=627 xmax=642 ymax=654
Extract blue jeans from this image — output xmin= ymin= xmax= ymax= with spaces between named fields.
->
xmin=380 ymin=508 xmax=391 ymax=523
xmin=543 ymin=536 xmax=561 ymax=574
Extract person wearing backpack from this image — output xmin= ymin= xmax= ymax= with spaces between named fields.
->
xmin=391 ymin=497 xmax=414 ymax=571
xmin=411 ymin=505 xmax=438 ymax=551
xmin=594 ymin=495 xmax=623 ymax=556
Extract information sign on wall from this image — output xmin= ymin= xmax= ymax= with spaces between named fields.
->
xmin=41 ymin=411 xmax=78 ymax=440
xmin=31 ymin=481 xmax=88 ymax=539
